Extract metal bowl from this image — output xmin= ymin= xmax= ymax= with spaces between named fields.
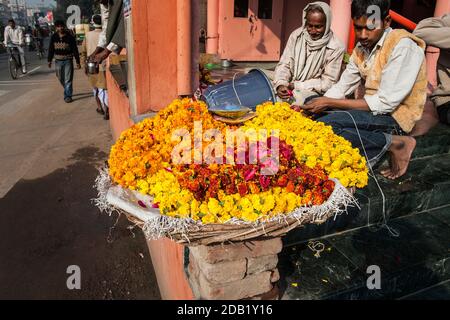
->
xmin=209 ymin=105 xmax=251 ymax=119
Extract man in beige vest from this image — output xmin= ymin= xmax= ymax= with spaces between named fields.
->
xmin=302 ymin=0 xmax=427 ymax=180
xmin=414 ymin=14 xmax=450 ymax=125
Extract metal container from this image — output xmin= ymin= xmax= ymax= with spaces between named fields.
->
xmin=87 ymin=61 xmax=99 ymax=75
xmin=201 ymin=69 xmax=276 ymax=111
xmin=221 ymin=59 xmax=233 ymax=68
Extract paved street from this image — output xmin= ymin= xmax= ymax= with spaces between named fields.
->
xmin=0 ymin=47 xmax=160 ymax=299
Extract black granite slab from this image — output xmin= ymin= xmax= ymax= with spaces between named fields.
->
xmin=401 ymin=280 xmax=450 ymax=300
xmin=412 ymin=124 xmax=450 ymax=159
xmin=430 ymin=206 xmax=450 ymax=227
xmin=326 ymin=213 xmax=450 ymax=299
xmin=281 ymin=211 xmax=450 ymax=300
xmin=279 ymin=241 xmax=366 ymax=300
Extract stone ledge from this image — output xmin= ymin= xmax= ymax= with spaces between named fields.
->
xmin=195 ymin=270 xmax=273 ymax=300
xmin=190 ymin=253 xmax=247 ymax=285
xmin=189 ymin=238 xmax=283 ymax=264
xmin=247 ymin=255 xmax=278 ymax=275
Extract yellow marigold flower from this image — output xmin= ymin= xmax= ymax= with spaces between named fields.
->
xmin=202 ymin=213 xmax=217 ymax=224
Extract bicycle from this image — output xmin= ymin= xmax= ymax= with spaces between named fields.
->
xmin=6 ymin=44 xmax=24 ymax=80
xmin=35 ymin=38 xmax=45 ymax=60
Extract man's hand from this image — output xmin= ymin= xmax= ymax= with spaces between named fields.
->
xmin=76 ymin=63 xmax=82 ymax=70
xmin=302 ymin=97 xmax=333 ymax=114
xmin=93 ymin=49 xmax=111 ymax=64
xmin=88 ymin=47 xmax=104 ymax=62
xmin=277 ymin=85 xmax=291 ymax=100
xmin=48 ymin=62 xmax=52 ymax=69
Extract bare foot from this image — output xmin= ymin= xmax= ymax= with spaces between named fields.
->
xmin=380 ymin=135 xmax=416 ymax=180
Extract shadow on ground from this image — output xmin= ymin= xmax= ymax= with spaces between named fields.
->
xmin=0 ymin=146 xmax=161 ymax=300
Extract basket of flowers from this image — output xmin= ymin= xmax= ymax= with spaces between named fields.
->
xmin=94 ymin=99 xmax=368 ymax=246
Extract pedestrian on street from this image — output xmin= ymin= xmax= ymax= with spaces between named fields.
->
xmin=90 ymin=0 xmax=125 ymax=64
xmin=48 ymin=20 xmax=81 ymax=103
xmin=81 ymin=14 xmax=110 ymax=120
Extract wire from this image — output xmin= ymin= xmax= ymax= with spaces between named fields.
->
xmin=232 ymin=72 xmax=243 ymax=106
xmin=325 ymin=110 xmax=400 ymax=237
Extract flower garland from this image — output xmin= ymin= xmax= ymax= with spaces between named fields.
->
xmin=242 ymin=102 xmax=368 ymax=188
xmin=108 ymin=99 xmax=368 ymax=224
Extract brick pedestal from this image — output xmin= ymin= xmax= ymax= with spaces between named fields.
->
xmin=187 ymin=238 xmax=283 ymax=300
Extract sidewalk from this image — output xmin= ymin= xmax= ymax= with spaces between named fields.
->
xmin=0 ymin=66 xmax=161 ymax=299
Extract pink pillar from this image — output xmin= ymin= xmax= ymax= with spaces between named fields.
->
xmin=426 ymin=0 xmax=450 ymax=87
xmin=206 ymin=0 xmax=219 ymax=55
xmin=330 ymin=0 xmax=352 ymax=48
xmin=177 ymin=0 xmax=193 ymax=96
xmin=435 ymin=0 xmax=450 ymax=16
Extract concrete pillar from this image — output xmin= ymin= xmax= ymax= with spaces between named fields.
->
xmin=330 ymin=0 xmax=352 ymax=48
xmin=177 ymin=0 xmax=193 ymax=96
xmin=206 ymin=0 xmax=219 ymax=55
xmin=426 ymin=0 xmax=450 ymax=87
xmin=434 ymin=0 xmax=450 ymax=16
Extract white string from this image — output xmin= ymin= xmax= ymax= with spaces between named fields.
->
xmin=232 ymin=72 xmax=243 ymax=106
xmin=325 ymin=110 xmax=400 ymax=237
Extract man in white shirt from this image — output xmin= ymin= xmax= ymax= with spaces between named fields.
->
xmin=302 ymin=0 xmax=427 ymax=180
xmin=3 ymin=19 xmax=27 ymax=74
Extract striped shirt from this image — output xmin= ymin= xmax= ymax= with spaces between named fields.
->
xmin=48 ymin=32 xmax=80 ymax=64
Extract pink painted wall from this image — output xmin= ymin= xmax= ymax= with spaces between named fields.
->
xmin=218 ymin=0 xmax=284 ymax=61
xmin=146 ymin=238 xmax=194 ymax=300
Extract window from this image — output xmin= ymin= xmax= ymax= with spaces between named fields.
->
xmin=258 ymin=0 xmax=273 ymax=19
xmin=234 ymin=0 xmax=249 ymax=18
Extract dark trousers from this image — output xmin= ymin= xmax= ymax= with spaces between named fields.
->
xmin=55 ymin=59 xmax=74 ymax=99
xmin=317 ymin=110 xmax=402 ymax=166
xmin=437 ymin=102 xmax=450 ymax=125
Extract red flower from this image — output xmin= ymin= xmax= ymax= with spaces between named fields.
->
xmin=286 ymin=181 xmax=295 ymax=193
xmin=277 ymin=175 xmax=288 ymax=187
xmin=238 ymin=183 xmax=248 ymax=196
xmin=294 ymin=184 xmax=305 ymax=196
xmin=138 ymin=200 xmax=147 ymax=208
xmin=259 ymin=176 xmax=271 ymax=190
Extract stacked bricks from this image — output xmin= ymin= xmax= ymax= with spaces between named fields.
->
xmin=187 ymin=238 xmax=283 ymax=300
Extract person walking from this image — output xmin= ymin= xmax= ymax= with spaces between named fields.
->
xmin=48 ymin=20 xmax=81 ymax=103
xmin=82 ymin=14 xmax=110 ymax=119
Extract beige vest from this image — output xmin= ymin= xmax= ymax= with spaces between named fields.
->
xmin=352 ymin=29 xmax=427 ymax=133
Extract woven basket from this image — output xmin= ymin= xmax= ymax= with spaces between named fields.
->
xmin=122 ymin=209 xmax=336 ymax=246
xmin=96 ymin=168 xmax=356 ymax=247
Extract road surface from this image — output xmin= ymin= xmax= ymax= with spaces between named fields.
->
xmin=0 ymin=45 xmax=161 ymax=299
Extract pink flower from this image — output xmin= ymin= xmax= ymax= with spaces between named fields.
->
xmin=152 ymin=203 xmax=160 ymax=209
xmin=244 ymin=167 xmax=257 ymax=181
xmin=138 ymin=201 xmax=147 ymax=208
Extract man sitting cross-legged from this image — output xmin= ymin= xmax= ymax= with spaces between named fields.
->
xmin=303 ymin=0 xmax=427 ymax=180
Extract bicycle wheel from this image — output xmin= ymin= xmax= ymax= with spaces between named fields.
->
xmin=9 ymin=57 xmax=18 ymax=80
